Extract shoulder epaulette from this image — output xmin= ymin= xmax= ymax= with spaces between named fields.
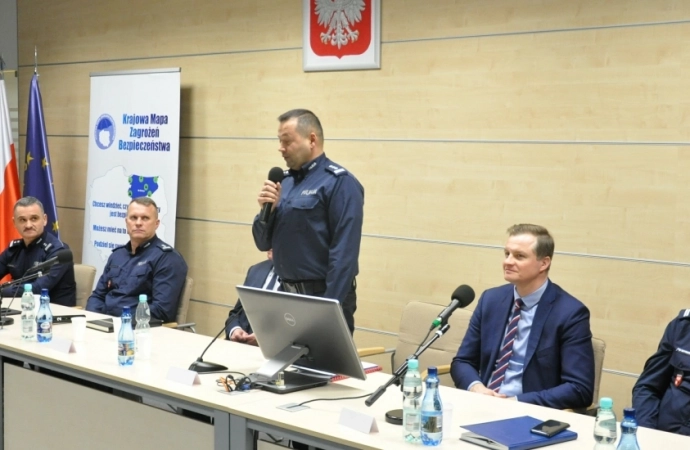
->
xmin=679 ymin=309 xmax=690 ymax=320
xmin=8 ymin=239 xmax=22 ymax=249
xmin=41 ymin=241 xmax=54 ymax=253
xmin=325 ymin=164 xmax=348 ymax=177
xmin=111 ymin=244 xmax=127 ymax=252
xmin=157 ymin=243 xmax=173 ymax=252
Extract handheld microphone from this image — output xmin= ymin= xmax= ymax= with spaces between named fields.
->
xmin=188 ymin=323 xmax=229 ymax=373
xmin=25 ymin=249 xmax=73 ymax=275
xmin=258 ymin=167 xmax=285 ymax=224
xmin=430 ymin=284 xmax=475 ymax=329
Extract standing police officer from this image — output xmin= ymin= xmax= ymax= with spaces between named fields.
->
xmin=86 ymin=197 xmax=188 ymax=322
xmin=633 ymin=309 xmax=690 ymax=435
xmin=252 ymin=109 xmax=364 ymax=333
xmin=0 ymin=196 xmax=76 ymax=306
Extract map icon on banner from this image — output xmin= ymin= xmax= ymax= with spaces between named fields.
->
xmin=88 ymin=166 xmax=168 ymax=260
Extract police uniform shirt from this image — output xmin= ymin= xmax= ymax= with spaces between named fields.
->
xmin=252 ymin=153 xmax=364 ymax=304
xmin=633 ymin=309 xmax=690 ymax=435
xmin=0 ymin=230 xmax=77 ymax=306
xmin=85 ymin=234 xmax=188 ymax=322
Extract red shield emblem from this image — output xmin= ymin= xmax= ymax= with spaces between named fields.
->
xmin=309 ymin=0 xmax=372 ymax=59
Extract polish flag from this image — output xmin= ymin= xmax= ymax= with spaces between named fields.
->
xmin=0 ymin=78 xmax=21 ymax=248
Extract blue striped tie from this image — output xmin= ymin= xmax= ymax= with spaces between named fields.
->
xmin=487 ymin=298 xmax=524 ymax=392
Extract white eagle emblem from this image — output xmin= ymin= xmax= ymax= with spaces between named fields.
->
xmin=315 ymin=0 xmax=366 ymax=49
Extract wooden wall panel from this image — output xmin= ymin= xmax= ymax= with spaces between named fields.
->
xmin=17 ymin=1 xmax=302 ymax=65
xmin=17 ymin=23 xmax=690 ymax=142
xmin=383 ymin=0 xmax=690 ymax=42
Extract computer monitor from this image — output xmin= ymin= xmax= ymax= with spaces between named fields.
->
xmin=235 ymin=285 xmax=366 ymax=394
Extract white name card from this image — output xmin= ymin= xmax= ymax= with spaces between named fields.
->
xmin=338 ymin=407 xmax=379 ymax=434
xmin=47 ymin=336 xmax=76 ymax=354
xmin=166 ymin=366 xmax=201 ymax=386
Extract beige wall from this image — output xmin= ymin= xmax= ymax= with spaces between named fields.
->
xmin=16 ymin=0 xmax=690 ymax=415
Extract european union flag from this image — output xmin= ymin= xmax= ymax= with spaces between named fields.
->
xmin=23 ymin=73 xmax=59 ymax=238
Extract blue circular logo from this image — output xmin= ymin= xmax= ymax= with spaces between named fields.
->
xmin=94 ymin=114 xmax=116 ymax=150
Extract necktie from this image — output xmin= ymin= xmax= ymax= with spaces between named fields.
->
xmin=263 ymin=269 xmax=280 ymax=291
xmin=487 ymin=298 xmax=524 ymax=392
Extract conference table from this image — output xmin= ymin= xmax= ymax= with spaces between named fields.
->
xmin=0 ymin=304 xmax=688 ymax=450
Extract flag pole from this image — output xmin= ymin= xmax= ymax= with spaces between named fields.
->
xmin=34 ymin=46 xmax=38 ymax=75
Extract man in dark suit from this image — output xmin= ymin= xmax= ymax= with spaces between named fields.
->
xmin=451 ymin=224 xmax=594 ymax=410
xmin=225 ymin=250 xmax=279 ymax=346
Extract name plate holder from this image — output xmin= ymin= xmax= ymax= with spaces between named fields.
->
xmin=47 ymin=336 xmax=76 ymax=354
xmin=338 ymin=407 xmax=379 ymax=434
xmin=166 ymin=366 xmax=201 ymax=386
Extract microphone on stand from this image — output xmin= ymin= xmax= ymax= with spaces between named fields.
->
xmin=188 ymin=323 xmax=229 ymax=373
xmin=0 ymin=284 xmax=23 ymax=328
xmin=25 ymin=249 xmax=73 ymax=275
xmin=429 ymin=284 xmax=475 ymax=330
xmin=259 ymin=167 xmax=285 ymax=224
xmin=365 ymin=284 xmax=476 ymax=422
xmin=0 ymin=269 xmax=51 ymax=329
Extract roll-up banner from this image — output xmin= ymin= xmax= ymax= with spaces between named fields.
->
xmin=83 ymin=68 xmax=181 ymax=283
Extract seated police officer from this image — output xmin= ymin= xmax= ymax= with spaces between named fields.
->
xmin=632 ymin=309 xmax=690 ymax=435
xmin=0 ymin=196 xmax=76 ymax=306
xmin=86 ymin=197 xmax=187 ymax=322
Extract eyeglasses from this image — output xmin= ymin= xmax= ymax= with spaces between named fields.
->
xmin=217 ymin=374 xmax=253 ymax=392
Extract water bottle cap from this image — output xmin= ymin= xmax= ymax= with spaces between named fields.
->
xmin=122 ymin=306 xmax=131 ymax=316
xmin=139 ymin=294 xmax=148 ymax=303
xmin=407 ymin=359 xmax=419 ymax=370
xmin=427 ymin=366 xmax=438 ymax=376
xmin=41 ymin=288 xmax=48 ymax=295
xmin=623 ymin=407 xmax=636 ymax=418
xmin=599 ymin=397 xmax=613 ymax=409
xmin=23 ymin=283 xmax=32 ymax=291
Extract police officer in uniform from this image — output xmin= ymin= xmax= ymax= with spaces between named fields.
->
xmin=0 ymin=196 xmax=76 ymax=306
xmin=86 ymin=197 xmax=188 ymax=322
xmin=252 ymin=109 xmax=364 ymax=334
xmin=633 ymin=309 xmax=690 ymax=435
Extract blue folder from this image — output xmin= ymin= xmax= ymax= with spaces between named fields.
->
xmin=460 ymin=415 xmax=578 ymax=450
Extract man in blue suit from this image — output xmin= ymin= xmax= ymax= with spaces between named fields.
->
xmin=225 ymin=250 xmax=279 ymax=345
xmin=451 ymin=224 xmax=594 ymax=410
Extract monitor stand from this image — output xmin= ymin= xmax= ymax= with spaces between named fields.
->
xmin=250 ymin=343 xmax=330 ymax=394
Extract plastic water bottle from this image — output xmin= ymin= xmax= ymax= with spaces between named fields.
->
xmin=35 ymin=288 xmax=53 ymax=343
xmin=20 ymin=284 xmax=36 ymax=341
xmin=617 ymin=407 xmax=640 ymax=450
xmin=117 ymin=307 xmax=135 ymax=366
xmin=420 ymin=366 xmax=443 ymax=446
xmin=594 ymin=397 xmax=617 ymax=444
xmin=402 ymin=358 xmax=423 ymax=443
xmin=134 ymin=294 xmax=152 ymax=360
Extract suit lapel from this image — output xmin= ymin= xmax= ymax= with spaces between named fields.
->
xmin=524 ymin=280 xmax=555 ymax=366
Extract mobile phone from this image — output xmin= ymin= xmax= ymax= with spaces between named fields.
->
xmin=530 ymin=419 xmax=570 ymax=437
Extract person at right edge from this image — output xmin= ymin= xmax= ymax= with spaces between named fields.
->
xmin=632 ymin=310 xmax=690 ymax=435
xmin=451 ymin=224 xmax=595 ymax=410
xmin=252 ymin=109 xmax=364 ymax=335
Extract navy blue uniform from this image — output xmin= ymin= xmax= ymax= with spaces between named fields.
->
xmin=252 ymin=153 xmax=364 ymax=332
xmin=86 ymin=235 xmax=188 ymax=322
xmin=633 ymin=309 xmax=690 ymax=435
xmin=0 ymin=231 xmax=76 ymax=306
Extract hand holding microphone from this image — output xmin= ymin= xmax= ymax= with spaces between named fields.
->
xmin=258 ymin=167 xmax=285 ymax=223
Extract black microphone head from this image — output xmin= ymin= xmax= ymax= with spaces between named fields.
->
xmin=451 ymin=285 xmax=475 ymax=308
xmin=268 ymin=167 xmax=285 ymax=183
xmin=56 ymin=249 xmax=73 ymax=264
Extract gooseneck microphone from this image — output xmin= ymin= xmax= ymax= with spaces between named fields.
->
xmin=25 ymin=249 xmax=73 ymax=275
xmin=430 ymin=284 xmax=475 ymax=330
xmin=188 ymin=323 xmax=230 ymax=373
xmin=258 ymin=167 xmax=285 ymax=224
